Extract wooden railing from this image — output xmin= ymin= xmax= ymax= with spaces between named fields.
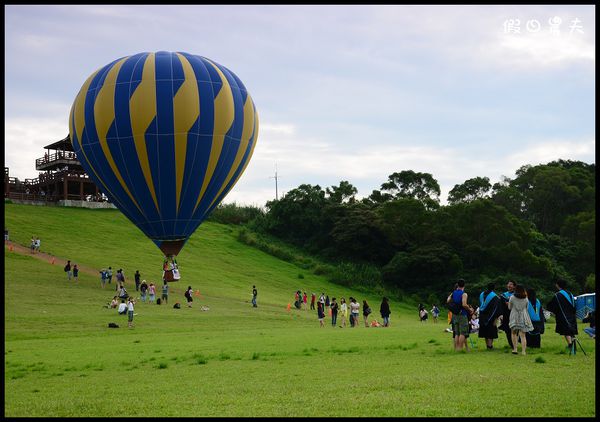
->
xmin=6 ymin=191 xmax=110 ymax=202
xmin=36 ymin=151 xmax=78 ymax=168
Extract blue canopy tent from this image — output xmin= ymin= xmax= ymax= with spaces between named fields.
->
xmin=575 ymin=293 xmax=595 ymax=320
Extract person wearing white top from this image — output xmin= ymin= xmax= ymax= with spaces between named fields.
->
xmin=349 ymin=297 xmax=360 ymax=327
xmin=117 ymin=300 xmax=127 ymax=315
xmin=127 ymin=297 xmax=136 ymax=328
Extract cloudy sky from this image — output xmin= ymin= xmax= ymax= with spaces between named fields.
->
xmin=4 ymin=5 xmax=595 ymax=206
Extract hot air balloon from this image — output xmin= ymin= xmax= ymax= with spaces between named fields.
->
xmin=68 ymin=51 xmax=258 ymax=281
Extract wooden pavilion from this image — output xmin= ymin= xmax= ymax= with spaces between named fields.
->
xmin=5 ymin=135 xmax=106 ymax=203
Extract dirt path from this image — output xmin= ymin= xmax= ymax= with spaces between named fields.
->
xmin=6 ymin=241 xmax=103 ymax=277
xmin=5 ymin=241 xmax=184 ymax=295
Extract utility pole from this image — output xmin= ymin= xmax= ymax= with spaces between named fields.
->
xmin=269 ymin=163 xmax=279 ymax=200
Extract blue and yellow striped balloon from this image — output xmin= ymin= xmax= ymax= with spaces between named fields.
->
xmin=69 ymin=51 xmax=258 ymax=256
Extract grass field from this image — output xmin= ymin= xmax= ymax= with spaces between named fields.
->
xmin=4 ymin=203 xmax=596 ymax=417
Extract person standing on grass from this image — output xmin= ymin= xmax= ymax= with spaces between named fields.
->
xmin=508 ymin=284 xmax=534 ymax=355
xmin=73 ymin=265 xmax=79 ymax=283
xmin=100 ymin=269 xmax=107 ymax=289
xmin=148 ymin=283 xmax=156 ymax=303
xmin=251 ymin=285 xmax=258 ymax=308
xmin=64 ymin=260 xmax=72 ymax=281
xmin=447 ymin=279 xmax=472 ymax=352
xmin=330 ymin=297 xmax=339 ymax=327
xmin=140 ymin=280 xmax=148 ymax=302
xmin=30 ymin=236 xmax=36 ymax=254
xmin=499 ymin=280 xmax=516 ymax=349
xmin=524 ymin=287 xmax=545 ymax=348
xmin=302 ymin=292 xmax=308 ymax=310
xmin=431 ymin=304 xmax=440 ymax=323
xmin=106 ymin=267 xmax=113 ymax=285
xmin=185 ymin=286 xmax=194 ymax=307
xmin=349 ymin=297 xmax=360 ymax=328
xmin=310 ymin=293 xmax=316 ymax=310
xmin=317 ymin=301 xmax=325 ymax=327
xmin=478 ymin=283 xmax=503 ymax=350
xmin=161 ymin=281 xmax=169 ymax=304
xmin=35 ymin=237 xmax=41 ymax=253
xmin=134 ymin=270 xmax=141 ymax=291
xmin=127 ymin=297 xmax=136 ymax=328
xmin=115 ymin=269 xmax=125 ymax=290
xmin=546 ymin=279 xmax=578 ymax=352
xmin=380 ymin=297 xmax=391 ymax=327
xmin=363 ymin=300 xmax=372 ymax=327
xmin=339 ymin=297 xmax=348 ymax=328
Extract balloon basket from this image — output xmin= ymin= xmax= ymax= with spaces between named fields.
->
xmin=162 ymin=255 xmax=181 ymax=282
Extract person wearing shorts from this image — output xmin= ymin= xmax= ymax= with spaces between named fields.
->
xmin=185 ymin=286 xmax=193 ymax=307
xmin=448 ymin=279 xmax=473 ymax=352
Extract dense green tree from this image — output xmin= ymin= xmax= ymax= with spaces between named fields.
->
xmin=326 ymin=180 xmax=358 ymax=204
xmin=380 ymin=170 xmax=441 ymax=210
xmin=382 ymin=242 xmax=463 ymax=293
xmin=364 ymin=189 xmax=393 ymax=205
xmin=263 ymin=184 xmax=327 ymax=246
xmin=448 ymin=176 xmax=491 ymax=204
xmin=254 ymin=160 xmax=594 ymax=300
xmin=329 ymin=203 xmax=391 ymax=264
xmin=376 ymin=198 xmax=431 ymax=251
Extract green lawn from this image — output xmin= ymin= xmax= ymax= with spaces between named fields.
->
xmin=4 ymin=203 xmax=596 ymax=417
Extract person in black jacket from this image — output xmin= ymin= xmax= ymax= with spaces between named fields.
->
xmin=525 ymin=287 xmax=545 ymax=348
xmin=478 ymin=283 xmax=503 ymax=350
xmin=546 ymin=279 xmax=578 ymax=351
xmin=380 ymin=297 xmax=391 ymax=327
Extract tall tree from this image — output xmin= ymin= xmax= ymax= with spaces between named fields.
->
xmin=326 ymin=180 xmax=358 ymax=204
xmin=448 ymin=176 xmax=491 ymax=204
xmin=380 ymin=170 xmax=441 ymax=210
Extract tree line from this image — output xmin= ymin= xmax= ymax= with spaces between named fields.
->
xmin=210 ymin=159 xmax=595 ymax=305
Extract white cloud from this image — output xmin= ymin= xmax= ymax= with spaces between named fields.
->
xmin=487 ymin=31 xmax=594 ymax=68
xmin=4 ymin=118 xmax=69 ymax=180
xmin=505 ymin=137 xmax=595 ymax=169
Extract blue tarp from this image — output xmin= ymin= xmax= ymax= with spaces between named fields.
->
xmin=575 ymin=293 xmax=595 ymax=320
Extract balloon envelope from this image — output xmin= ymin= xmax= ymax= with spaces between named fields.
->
xmin=69 ymin=51 xmax=258 ymax=256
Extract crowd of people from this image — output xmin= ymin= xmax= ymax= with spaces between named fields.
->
xmin=445 ymin=278 xmax=591 ymax=355
xmin=290 ymin=290 xmax=391 ymax=328
xmin=56 ymin=253 xmax=594 ymax=342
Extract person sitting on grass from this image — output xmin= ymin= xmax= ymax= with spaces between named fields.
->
xmin=110 ymin=296 xmax=119 ymax=309
xmin=118 ymin=284 xmax=128 ymax=300
xmin=117 ymin=299 xmax=127 ymax=315
xmin=582 ymin=311 xmax=595 ymax=339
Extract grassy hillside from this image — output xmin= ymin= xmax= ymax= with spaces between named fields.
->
xmin=4 ymin=203 xmax=596 ymax=417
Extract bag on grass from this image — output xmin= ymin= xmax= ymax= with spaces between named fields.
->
xmin=108 ymin=322 xmax=119 ymax=328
